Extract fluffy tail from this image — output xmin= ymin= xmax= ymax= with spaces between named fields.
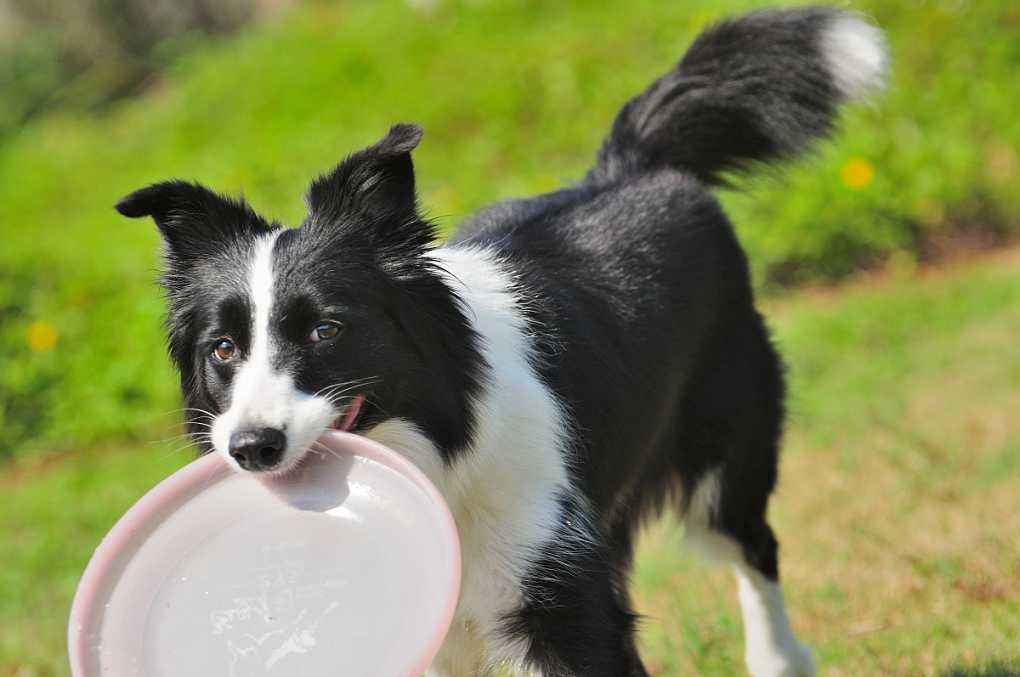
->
xmin=589 ymin=7 xmax=887 ymax=186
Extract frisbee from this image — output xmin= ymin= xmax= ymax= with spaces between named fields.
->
xmin=68 ymin=431 xmax=460 ymax=677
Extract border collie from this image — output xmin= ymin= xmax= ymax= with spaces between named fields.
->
xmin=117 ymin=7 xmax=885 ymax=675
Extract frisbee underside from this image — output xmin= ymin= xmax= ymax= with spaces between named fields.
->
xmin=69 ymin=433 xmax=460 ymax=677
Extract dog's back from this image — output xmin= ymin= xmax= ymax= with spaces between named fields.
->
xmin=451 ymin=6 xmax=885 ymax=513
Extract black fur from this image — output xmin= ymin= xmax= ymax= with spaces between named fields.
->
xmin=293 ymin=123 xmax=487 ymax=456
xmin=119 ymin=7 xmax=878 ymax=674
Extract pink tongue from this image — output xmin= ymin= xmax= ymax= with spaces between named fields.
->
xmin=338 ymin=394 xmax=365 ymax=431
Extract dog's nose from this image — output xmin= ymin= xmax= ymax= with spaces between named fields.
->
xmin=228 ymin=428 xmax=286 ymax=471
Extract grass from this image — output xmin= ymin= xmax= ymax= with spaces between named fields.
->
xmin=1 ymin=0 xmax=1019 ymax=459
xmin=3 ymin=248 xmax=1019 ymax=675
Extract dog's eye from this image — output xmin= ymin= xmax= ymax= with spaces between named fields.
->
xmin=309 ymin=321 xmax=341 ymax=343
xmin=212 ymin=338 xmax=236 ymax=362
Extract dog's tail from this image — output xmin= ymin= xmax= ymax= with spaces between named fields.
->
xmin=588 ymin=7 xmax=887 ymax=187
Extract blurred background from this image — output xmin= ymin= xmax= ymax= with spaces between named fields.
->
xmin=1 ymin=0 xmax=1017 ymax=674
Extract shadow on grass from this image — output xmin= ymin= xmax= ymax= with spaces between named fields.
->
xmin=942 ymin=659 xmax=1020 ymax=677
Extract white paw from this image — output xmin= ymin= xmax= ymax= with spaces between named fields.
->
xmin=745 ymin=639 xmax=815 ymax=677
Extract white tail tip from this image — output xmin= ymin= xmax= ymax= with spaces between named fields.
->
xmin=821 ymin=14 xmax=889 ymax=101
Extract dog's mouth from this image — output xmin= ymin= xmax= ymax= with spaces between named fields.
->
xmin=331 ymin=393 xmax=366 ymax=432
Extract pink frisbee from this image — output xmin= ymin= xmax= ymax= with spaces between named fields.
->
xmin=68 ymin=431 xmax=460 ymax=676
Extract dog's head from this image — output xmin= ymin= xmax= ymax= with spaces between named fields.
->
xmin=119 ymin=125 xmax=483 ymax=474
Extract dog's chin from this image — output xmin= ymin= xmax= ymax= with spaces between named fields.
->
xmin=256 ymin=453 xmax=305 ymax=478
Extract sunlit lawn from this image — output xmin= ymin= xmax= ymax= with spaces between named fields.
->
xmin=3 ymin=250 xmax=1019 ymax=676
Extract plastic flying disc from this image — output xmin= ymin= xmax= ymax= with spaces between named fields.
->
xmin=68 ymin=431 xmax=460 ymax=677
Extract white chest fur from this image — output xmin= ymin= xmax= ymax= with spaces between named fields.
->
xmin=365 ymin=246 xmax=577 ymax=673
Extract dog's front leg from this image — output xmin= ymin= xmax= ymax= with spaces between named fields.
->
xmin=437 ymin=494 xmax=648 ymax=677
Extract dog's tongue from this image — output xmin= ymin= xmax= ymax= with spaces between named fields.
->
xmin=338 ymin=394 xmax=365 ymax=432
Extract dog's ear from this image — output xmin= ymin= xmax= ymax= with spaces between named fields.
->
xmin=116 ymin=180 xmax=272 ymax=266
xmin=305 ymin=123 xmax=434 ymax=252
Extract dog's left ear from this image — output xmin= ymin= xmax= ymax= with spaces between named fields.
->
xmin=305 ymin=123 xmax=434 ymax=251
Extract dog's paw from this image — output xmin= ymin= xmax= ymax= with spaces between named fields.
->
xmin=745 ymin=638 xmax=816 ymax=677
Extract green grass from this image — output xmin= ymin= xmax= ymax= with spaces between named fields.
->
xmin=4 ymin=250 xmax=1020 ymax=675
xmin=1 ymin=0 xmax=1019 ymax=459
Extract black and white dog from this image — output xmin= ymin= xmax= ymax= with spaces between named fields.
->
xmin=118 ymin=7 xmax=885 ymax=675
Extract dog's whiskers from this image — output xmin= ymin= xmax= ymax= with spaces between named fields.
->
xmin=156 ymin=432 xmax=214 ymax=461
xmin=314 ymin=377 xmax=381 ymax=403
xmin=147 ymin=432 xmax=194 ymax=446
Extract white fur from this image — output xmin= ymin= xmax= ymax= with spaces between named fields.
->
xmin=683 ymin=471 xmax=814 ymax=677
xmin=735 ymin=565 xmax=815 ymax=677
xmin=211 ymin=230 xmax=336 ymax=473
xmin=367 ymin=245 xmax=589 ymax=674
xmin=683 ymin=469 xmax=742 ymax=563
xmin=820 ymin=14 xmax=888 ymax=101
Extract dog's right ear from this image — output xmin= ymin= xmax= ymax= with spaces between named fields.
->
xmin=116 ymin=180 xmax=272 ymax=266
xmin=303 ymin=124 xmax=436 ymax=260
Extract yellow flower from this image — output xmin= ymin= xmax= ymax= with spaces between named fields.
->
xmin=841 ymin=157 xmax=875 ymax=190
xmin=26 ymin=321 xmax=58 ymax=352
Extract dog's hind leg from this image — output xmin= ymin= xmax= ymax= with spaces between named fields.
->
xmin=676 ymin=314 xmax=815 ymax=677
xmin=685 ymin=470 xmax=815 ymax=677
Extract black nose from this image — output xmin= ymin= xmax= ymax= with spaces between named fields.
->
xmin=228 ymin=428 xmax=286 ymax=471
